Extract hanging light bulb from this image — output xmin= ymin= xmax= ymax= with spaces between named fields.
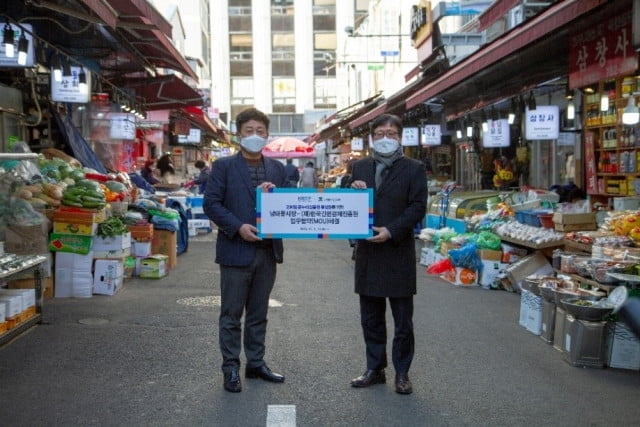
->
xmin=508 ymin=98 xmax=517 ymax=124
xmin=51 ymin=54 xmax=62 ymax=82
xmin=567 ymin=100 xmax=575 ymax=120
xmin=600 ymin=92 xmax=609 ymax=112
xmin=17 ymin=33 xmax=28 ymax=66
xmin=481 ymin=110 xmax=488 ymax=132
xmin=622 ymin=97 xmax=640 ymax=125
xmin=466 ymin=120 xmax=473 ymax=138
xmin=3 ymin=23 xmax=15 ymax=58
xmin=78 ymin=68 xmax=88 ymax=93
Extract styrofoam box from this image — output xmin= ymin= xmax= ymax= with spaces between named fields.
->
xmin=131 ymin=240 xmax=152 ymax=257
xmin=54 ymin=269 xmax=93 ymax=298
xmin=92 ymin=232 xmax=132 ymax=252
xmin=606 ymin=322 xmax=640 ymax=370
xmin=0 ymin=301 xmax=5 ymax=322
xmin=613 ymin=196 xmax=640 ymax=211
xmin=0 ymin=295 xmax=22 ymax=317
xmin=0 ymin=289 xmax=36 ymax=308
xmin=55 ymin=251 xmax=94 ymax=271
xmin=93 ymin=260 xmax=124 ymax=296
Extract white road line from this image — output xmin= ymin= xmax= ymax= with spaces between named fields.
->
xmin=266 ymin=405 xmax=296 ymax=426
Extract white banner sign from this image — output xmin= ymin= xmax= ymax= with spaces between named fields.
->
xmin=525 ymin=105 xmax=560 ymax=140
xmin=421 ymin=125 xmax=442 ymax=146
xmin=0 ymin=23 xmax=35 ymax=67
xmin=350 ymin=137 xmax=364 ymax=151
xmin=257 ymin=188 xmax=373 ymax=239
xmin=109 ymin=114 xmax=136 ymax=140
xmin=482 ymin=119 xmax=510 ymax=147
xmin=51 ymin=66 xmax=91 ymax=103
xmin=402 ymin=127 xmax=420 ymax=146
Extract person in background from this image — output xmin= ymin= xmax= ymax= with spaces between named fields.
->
xmin=141 ymin=159 xmax=159 ymax=185
xmin=299 ymin=161 xmax=317 ymax=188
xmin=349 ymin=113 xmax=427 ymax=395
xmin=193 ymin=160 xmax=211 ymax=194
xmin=284 ymin=158 xmax=300 ymax=187
xmin=203 ymin=107 xmax=287 ymax=393
xmin=156 ymin=154 xmax=177 ymax=185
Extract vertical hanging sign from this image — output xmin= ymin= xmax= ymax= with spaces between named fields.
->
xmin=585 ymin=131 xmax=598 ymax=195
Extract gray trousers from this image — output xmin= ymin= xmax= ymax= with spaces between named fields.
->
xmin=219 ymin=247 xmax=277 ymax=373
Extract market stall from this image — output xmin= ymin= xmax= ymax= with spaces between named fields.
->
xmin=420 ymin=188 xmax=640 ymax=371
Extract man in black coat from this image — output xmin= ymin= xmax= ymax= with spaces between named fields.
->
xmin=203 ymin=108 xmax=287 ymax=393
xmin=349 ymin=114 xmax=427 ymax=394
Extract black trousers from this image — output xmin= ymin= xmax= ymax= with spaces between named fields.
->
xmin=219 ymin=247 xmax=276 ymax=373
xmin=359 ymin=295 xmax=415 ymax=373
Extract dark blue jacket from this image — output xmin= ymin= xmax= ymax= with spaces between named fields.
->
xmin=203 ymin=153 xmax=287 ymax=266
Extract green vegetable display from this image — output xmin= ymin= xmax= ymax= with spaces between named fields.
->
xmin=97 ymin=217 xmax=129 ymax=238
xmin=62 ymin=185 xmax=106 ymax=209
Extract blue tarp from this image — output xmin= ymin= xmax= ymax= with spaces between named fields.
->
xmin=52 ymin=106 xmax=107 ymax=174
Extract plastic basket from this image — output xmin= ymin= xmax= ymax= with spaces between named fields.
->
xmin=538 ymin=213 xmax=554 ymax=229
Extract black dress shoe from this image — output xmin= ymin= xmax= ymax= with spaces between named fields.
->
xmin=223 ymin=369 xmax=241 ymax=393
xmin=395 ymin=373 xmax=413 ymax=394
xmin=245 ymin=365 xmax=285 ymax=383
xmin=350 ymin=369 xmax=385 ymax=387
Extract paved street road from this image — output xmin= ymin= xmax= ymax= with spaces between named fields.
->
xmin=1 ymin=234 xmax=639 ymax=426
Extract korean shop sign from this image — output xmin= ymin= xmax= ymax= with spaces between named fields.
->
xmin=568 ymin=9 xmax=638 ymax=89
xmin=525 ymin=106 xmax=559 ymax=141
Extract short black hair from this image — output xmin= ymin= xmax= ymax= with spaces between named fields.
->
xmin=236 ymin=107 xmax=270 ymax=131
xmin=370 ymin=114 xmax=403 ymax=136
xmin=195 ymin=160 xmax=205 ymax=169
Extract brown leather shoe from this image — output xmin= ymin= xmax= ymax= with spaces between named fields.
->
xmin=350 ymin=369 xmax=385 ymax=387
xmin=395 ymin=373 xmax=413 ymax=394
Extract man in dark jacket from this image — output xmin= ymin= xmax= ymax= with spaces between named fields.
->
xmin=203 ymin=108 xmax=287 ymax=393
xmin=349 ymin=114 xmax=427 ymax=395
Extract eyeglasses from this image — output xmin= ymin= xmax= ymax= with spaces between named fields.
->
xmin=241 ymin=127 xmax=268 ymax=137
xmin=373 ymin=130 xmax=400 ymax=139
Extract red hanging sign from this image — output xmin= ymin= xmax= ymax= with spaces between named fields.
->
xmin=584 ymin=131 xmax=598 ymax=195
xmin=568 ymin=10 xmax=638 ymax=89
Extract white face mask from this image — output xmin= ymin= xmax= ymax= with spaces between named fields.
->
xmin=240 ymin=134 xmax=267 ymax=154
xmin=373 ymin=137 xmax=400 ymax=156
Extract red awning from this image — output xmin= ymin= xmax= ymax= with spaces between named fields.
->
xmin=349 ymin=104 xmax=386 ymax=130
xmin=125 ymin=75 xmax=204 ymax=111
xmin=180 ymin=106 xmax=218 ymax=135
xmin=405 ymin=0 xmax=602 ymax=110
xmin=80 ymin=0 xmax=197 ymax=80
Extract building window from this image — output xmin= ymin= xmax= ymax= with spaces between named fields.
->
xmin=231 ymin=78 xmax=254 ymax=105
xmin=314 ymin=77 xmax=337 ymax=108
xmin=273 ymin=78 xmax=296 ymax=106
xmin=230 ymin=34 xmax=253 ymax=77
xmin=272 ymin=33 xmax=295 ymax=76
xmin=269 ymin=114 xmax=305 ymax=133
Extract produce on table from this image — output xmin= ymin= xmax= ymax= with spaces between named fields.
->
xmin=96 ymin=216 xmax=129 ymax=238
xmin=62 ymin=184 xmax=106 ymax=209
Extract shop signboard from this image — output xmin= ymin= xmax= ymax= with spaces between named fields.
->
xmin=525 ymin=106 xmax=559 ymax=141
xmin=421 ymin=124 xmax=442 ymax=146
xmin=51 ymin=66 xmax=91 ymax=103
xmin=402 ymin=127 xmax=420 ymax=146
xmin=568 ymin=10 xmax=638 ymax=89
xmin=109 ymin=114 xmax=136 ymax=140
xmin=257 ymin=188 xmax=373 ymax=239
xmin=177 ymin=128 xmax=201 ymax=144
xmin=482 ymin=119 xmax=510 ymax=147
xmin=0 ymin=23 xmax=35 ymax=67
xmin=351 ymin=137 xmax=364 ymax=151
